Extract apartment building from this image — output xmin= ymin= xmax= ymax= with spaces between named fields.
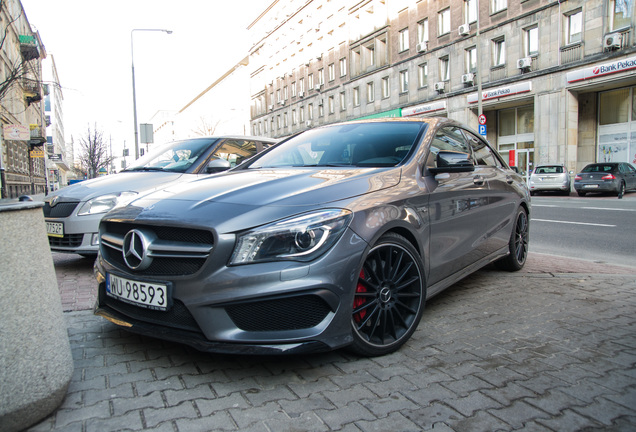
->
xmin=0 ymin=0 xmax=48 ymax=198
xmin=248 ymin=0 xmax=636 ymax=175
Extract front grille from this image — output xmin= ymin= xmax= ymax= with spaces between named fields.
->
xmin=43 ymin=201 xmax=79 ymax=218
xmin=226 ymin=295 xmax=332 ymax=332
xmin=101 ymin=222 xmax=214 ymax=277
xmin=49 ymin=233 xmax=83 ymax=248
xmin=100 ymin=284 xmax=202 ymax=333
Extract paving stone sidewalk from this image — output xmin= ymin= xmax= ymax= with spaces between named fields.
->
xmin=26 ymin=253 xmax=636 ymax=431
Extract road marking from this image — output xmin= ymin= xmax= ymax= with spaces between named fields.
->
xmin=533 ymin=205 xmax=636 ymax=212
xmin=531 ymin=218 xmax=616 ymax=227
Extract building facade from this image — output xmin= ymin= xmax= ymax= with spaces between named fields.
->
xmin=0 ymin=0 xmax=48 ymax=198
xmin=44 ymin=54 xmax=70 ymax=190
xmin=248 ymin=0 xmax=636 ymax=175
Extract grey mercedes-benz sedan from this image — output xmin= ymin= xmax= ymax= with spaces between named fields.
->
xmin=94 ymin=118 xmax=530 ymax=357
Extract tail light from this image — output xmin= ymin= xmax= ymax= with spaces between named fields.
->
xmin=575 ymin=175 xmax=582 ymax=180
xmin=601 ymin=174 xmax=616 ymax=180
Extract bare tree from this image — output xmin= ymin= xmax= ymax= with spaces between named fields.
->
xmin=0 ymin=1 xmax=38 ymax=105
xmin=78 ymin=125 xmax=112 ymax=179
xmin=192 ymin=116 xmax=221 ymax=137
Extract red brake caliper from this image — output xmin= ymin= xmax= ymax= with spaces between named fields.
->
xmin=353 ymin=269 xmax=367 ymax=323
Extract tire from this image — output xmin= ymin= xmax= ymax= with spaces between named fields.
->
xmin=577 ymin=191 xmax=586 ymax=197
xmin=617 ymin=181 xmax=625 ymax=198
xmin=530 ymin=191 xmax=535 ymax=196
xmin=349 ymin=232 xmax=426 ymax=357
xmin=495 ymin=207 xmax=529 ymax=272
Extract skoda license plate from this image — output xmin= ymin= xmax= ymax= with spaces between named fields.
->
xmin=106 ymin=273 xmax=170 ymax=310
xmin=46 ymin=221 xmax=64 ymax=237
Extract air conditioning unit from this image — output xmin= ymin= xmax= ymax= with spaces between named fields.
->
xmin=434 ymin=82 xmax=445 ymax=92
xmin=516 ymin=57 xmax=532 ymax=70
xmin=604 ymin=33 xmax=622 ymax=49
xmin=458 ymin=24 xmax=470 ymax=36
xmin=315 ymin=85 xmax=321 ymax=91
xmin=416 ymin=42 xmax=427 ymax=53
xmin=268 ymin=104 xmax=274 ymax=111
xmin=278 ymin=100 xmax=285 ymax=105
xmin=298 ymin=91 xmax=304 ymax=98
xmin=461 ymin=73 xmax=474 ymax=84
xmin=306 ymin=121 xmax=312 ymax=127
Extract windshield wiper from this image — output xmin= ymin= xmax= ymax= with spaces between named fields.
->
xmin=124 ymin=167 xmax=166 ymax=172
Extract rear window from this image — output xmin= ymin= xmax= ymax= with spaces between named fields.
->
xmin=582 ymin=164 xmax=616 ymax=173
xmin=534 ymin=166 xmax=563 ymax=174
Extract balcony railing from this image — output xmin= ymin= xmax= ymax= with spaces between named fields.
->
xmin=490 ymin=64 xmax=506 ymax=81
xmin=29 ymin=125 xmax=46 ymax=145
xmin=22 ymin=79 xmax=42 ymax=105
xmin=561 ymin=43 xmax=582 ymax=65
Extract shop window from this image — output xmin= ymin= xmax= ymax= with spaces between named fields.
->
xmin=600 ymin=88 xmax=629 ymax=125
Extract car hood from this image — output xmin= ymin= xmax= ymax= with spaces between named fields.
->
xmin=46 ymin=171 xmax=186 ymax=201
xmin=112 ymin=168 xmax=401 ymax=231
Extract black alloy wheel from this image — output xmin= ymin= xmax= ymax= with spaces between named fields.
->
xmin=349 ymin=233 xmax=425 ymax=357
xmin=618 ymin=181 xmax=626 ymax=198
xmin=495 ymin=207 xmax=529 ymax=272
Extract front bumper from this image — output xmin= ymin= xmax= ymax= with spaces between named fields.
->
xmin=93 ymin=229 xmax=368 ymax=355
xmin=45 ymin=213 xmax=102 ymax=255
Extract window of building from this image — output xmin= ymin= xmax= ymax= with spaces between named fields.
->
xmin=308 ymin=104 xmax=314 ymax=120
xmin=283 ymin=86 xmax=288 ymax=100
xmin=291 ymin=81 xmax=297 ymax=97
xmin=465 ymin=47 xmax=477 ymax=73
xmin=439 ymin=56 xmax=450 ymax=81
xmin=599 ymin=88 xmax=629 ymax=125
xmin=276 ymin=89 xmax=281 ymax=103
xmin=565 ymin=10 xmax=582 ymax=45
xmin=276 ymin=115 xmax=281 ymax=129
xmin=609 ymin=0 xmax=632 ymax=31
xmin=438 ymin=8 xmax=451 ymax=36
xmin=300 ymin=106 xmax=305 ymax=123
xmin=299 ymin=78 xmax=305 ymax=94
xmin=264 ymin=120 xmax=269 ymax=133
xmin=418 ymin=19 xmax=429 ymax=43
xmin=367 ymin=82 xmax=375 ymax=102
xmin=328 ymin=95 xmax=335 ymax=114
xmin=328 ymin=63 xmax=335 ymax=82
xmin=340 ymin=92 xmax=346 ymax=111
xmin=353 ymin=87 xmax=360 ymax=106
xmin=399 ymin=28 xmax=409 ymax=52
xmin=350 ymin=33 xmax=388 ymax=77
xmin=492 ymin=37 xmax=506 ymax=66
xmin=308 ymin=74 xmax=314 ymax=89
xmin=382 ymin=77 xmax=390 ymax=98
xmin=399 ymin=70 xmax=409 ymax=93
xmin=292 ymin=109 xmax=297 ymax=125
xmin=319 ymin=102 xmax=324 ymax=117
xmin=271 ymin=118 xmax=275 ymax=131
xmin=524 ymin=26 xmax=539 ymax=56
xmin=318 ymin=68 xmax=325 ymax=86
xmin=466 ymin=0 xmax=477 ymax=24
xmin=283 ymin=112 xmax=288 ymax=127
xmin=339 ymin=57 xmax=347 ymax=77
xmin=492 ymin=0 xmax=507 ymax=14
xmin=418 ymin=63 xmax=428 ymax=88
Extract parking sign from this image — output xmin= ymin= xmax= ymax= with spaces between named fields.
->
xmin=479 ymin=125 xmax=487 ymax=136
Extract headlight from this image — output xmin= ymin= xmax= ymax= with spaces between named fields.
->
xmin=230 ymin=209 xmax=353 ymax=265
xmin=77 ymin=192 xmax=138 ymax=216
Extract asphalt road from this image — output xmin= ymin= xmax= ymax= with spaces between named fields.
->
xmin=529 ymin=191 xmax=636 ymax=268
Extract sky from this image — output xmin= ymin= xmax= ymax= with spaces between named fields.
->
xmin=20 ymin=0 xmax=267 ymax=159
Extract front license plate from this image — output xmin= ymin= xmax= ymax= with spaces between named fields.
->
xmin=584 ymin=184 xmax=599 ymax=189
xmin=106 ymin=273 xmax=170 ymax=310
xmin=46 ymin=221 xmax=64 ymax=237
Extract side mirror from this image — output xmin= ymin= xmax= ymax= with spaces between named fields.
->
xmin=429 ymin=151 xmax=475 ymax=174
xmin=206 ymin=158 xmax=231 ymax=174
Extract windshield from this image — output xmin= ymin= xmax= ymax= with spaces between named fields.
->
xmin=126 ymin=138 xmax=217 ymax=173
xmin=249 ymin=122 xmax=426 ymax=169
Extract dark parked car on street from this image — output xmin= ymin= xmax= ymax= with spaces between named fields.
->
xmin=94 ymin=118 xmax=530 ymax=356
xmin=574 ymin=162 xmax=636 ymax=197
xmin=529 ymin=164 xmax=571 ymax=196
xmin=43 ymin=136 xmax=276 ymax=256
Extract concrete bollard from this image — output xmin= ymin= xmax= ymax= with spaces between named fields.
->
xmin=0 ymin=201 xmax=73 ymax=432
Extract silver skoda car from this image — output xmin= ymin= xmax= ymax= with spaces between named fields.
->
xmin=43 ymin=136 xmax=275 ymax=256
xmin=94 ymin=118 xmax=530 ymax=356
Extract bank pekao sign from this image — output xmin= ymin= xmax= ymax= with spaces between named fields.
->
xmin=467 ymin=82 xmax=532 ymax=104
xmin=402 ymin=101 xmax=446 ymax=117
xmin=567 ymin=55 xmax=636 ymax=83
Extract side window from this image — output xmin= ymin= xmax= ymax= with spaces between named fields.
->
xmin=626 ymin=164 xmax=636 ymax=174
xmin=213 ymin=140 xmax=261 ymax=167
xmin=463 ymin=131 xmax=502 ymax=167
xmin=429 ymin=127 xmax=472 ymax=163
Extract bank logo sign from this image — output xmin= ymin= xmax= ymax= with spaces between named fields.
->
xmin=567 ymin=56 xmax=636 ymax=83
xmin=467 ymin=82 xmax=532 ymax=104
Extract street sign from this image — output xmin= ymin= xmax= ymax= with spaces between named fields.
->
xmin=30 ymin=149 xmax=44 ymax=158
xmin=479 ymin=125 xmax=487 ymax=136
xmin=478 ymin=114 xmax=487 ymax=125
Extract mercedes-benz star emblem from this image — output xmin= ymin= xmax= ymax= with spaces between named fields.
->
xmin=122 ymin=229 xmax=153 ymax=270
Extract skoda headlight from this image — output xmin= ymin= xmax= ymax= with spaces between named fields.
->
xmin=230 ymin=209 xmax=353 ymax=265
xmin=77 ymin=191 xmax=138 ymax=216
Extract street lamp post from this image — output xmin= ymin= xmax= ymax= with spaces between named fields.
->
xmin=131 ymin=28 xmax=172 ymax=160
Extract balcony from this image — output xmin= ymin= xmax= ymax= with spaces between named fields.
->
xmin=19 ymin=35 xmax=40 ymax=61
xmin=30 ymin=125 xmax=46 ymax=146
xmin=22 ymin=79 xmax=42 ymax=105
